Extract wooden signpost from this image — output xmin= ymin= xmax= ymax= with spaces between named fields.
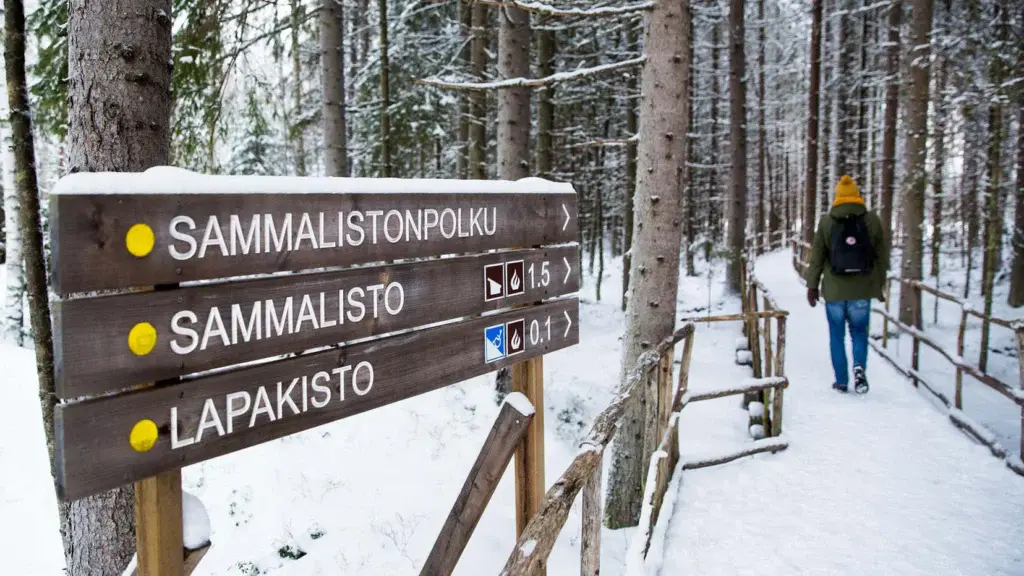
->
xmin=49 ymin=170 xmax=580 ymax=575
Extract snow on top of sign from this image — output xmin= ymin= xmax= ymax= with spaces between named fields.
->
xmin=51 ymin=167 xmax=576 ymax=196
xmin=504 ymin=391 xmax=536 ymax=416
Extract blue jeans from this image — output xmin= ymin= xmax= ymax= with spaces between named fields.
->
xmin=825 ymin=299 xmax=870 ymax=386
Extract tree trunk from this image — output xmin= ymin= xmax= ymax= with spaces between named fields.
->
xmin=0 ymin=96 xmax=23 ymax=346
xmin=622 ymin=27 xmax=639 ymax=312
xmin=290 ymin=0 xmax=307 ymax=176
xmin=897 ymin=0 xmax=933 ymax=326
xmin=818 ymin=0 xmax=832 ymax=214
xmin=321 ymin=0 xmax=347 ymax=177
xmin=726 ymin=0 xmax=748 ymax=293
xmin=63 ymin=0 xmax=173 ymax=571
xmin=855 ymin=1 xmax=869 ymax=181
xmin=755 ymin=0 xmax=766 ymax=253
xmin=605 ymin=0 xmax=690 ymax=529
xmin=468 ymin=2 xmax=487 ymax=180
xmin=834 ymin=0 xmax=854 ymax=179
xmin=880 ymin=0 xmax=901 ymax=236
xmin=1009 ymin=98 xmax=1024 ymax=307
xmin=930 ymin=53 xmax=946 ymax=278
xmin=804 ymin=0 xmax=823 ymax=245
xmin=708 ymin=4 xmax=721 ymax=250
xmin=536 ymin=22 xmax=554 ymax=179
xmin=497 ymin=5 xmax=529 ymax=181
xmin=378 ymin=0 xmax=392 ymax=176
xmin=457 ymin=1 xmax=471 ymax=178
xmin=979 ymin=0 xmax=1009 ymax=370
xmin=684 ymin=2 xmax=696 ymax=276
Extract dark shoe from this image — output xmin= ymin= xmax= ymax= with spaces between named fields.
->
xmin=853 ymin=366 xmax=869 ymax=394
xmin=832 ymin=382 xmax=848 ymax=393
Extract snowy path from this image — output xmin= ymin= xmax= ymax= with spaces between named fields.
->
xmin=657 ymin=250 xmax=1024 ymax=576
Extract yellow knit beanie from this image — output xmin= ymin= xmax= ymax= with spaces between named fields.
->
xmin=833 ymin=175 xmax=864 ymax=207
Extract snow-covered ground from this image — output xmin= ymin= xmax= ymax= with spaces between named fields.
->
xmin=2 ymin=247 xmax=1022 ymax=575
xmin=657 ymin=250 xmax=1024 ymax=576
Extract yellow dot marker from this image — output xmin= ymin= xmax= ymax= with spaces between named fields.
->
xmin=130 ymin=419 xmax=159 ymax=452
xmin=128 ymin=322 xmax=157 ymax=356
xmin=125 ymin=223 xmax=155 ymax=257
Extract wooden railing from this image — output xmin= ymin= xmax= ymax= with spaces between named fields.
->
xmin=492 ymin=263 xmax=790 ymax=576
xmin=873 ymin=277 xmax=1024 ymax=475
xmin=789 ymin=242 xmax=1024 ymax=475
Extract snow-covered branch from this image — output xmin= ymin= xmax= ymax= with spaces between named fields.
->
xmin=419 ymin=56 xmax=646 ymax=91
xmin=480 ymin=0 xmax=653 ymax=17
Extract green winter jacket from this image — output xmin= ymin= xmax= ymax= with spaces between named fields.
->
xmin=805 ymin=203 xmax=890 ymax=302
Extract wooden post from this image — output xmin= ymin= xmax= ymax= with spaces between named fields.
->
xmin=134 ymin=470 xmax=184 ymax=576
xmin=882 ymin=278 xmax=892 ymax=348
xmin=421 ymin=400 xmax=534 ymax=576
xmin=674 ymin=329 xmax=696 ymax=409
xmin=655 ymin=351 xmax=673 ymax=447
xmin=911 ymin=285 xmax=921 ymax=387
xmin=771 ymin=317 xmax=787 ymax=437
xmin=761 ymin=296 xmax=773 ymax=432
xmin=955 ymin=309 xmax=968 ymax=409
xmin=580 ymin=467 xmax=601 ymax=576
xmin=512 ymin=356 xmax=545 ymax=573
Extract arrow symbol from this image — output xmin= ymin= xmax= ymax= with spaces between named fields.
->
xmin=563 ymin=310 xmax=572 ymax=338
xmin=563 ymin=257 xmax=571 ymax=284
xmin=562 ymin=203 xmax=571 ymax=232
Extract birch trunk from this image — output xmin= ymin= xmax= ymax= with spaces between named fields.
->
xmin=0 ymin=96 xmax=23 ymax=346
xmin=879 ymin=0 xmax=901 ymax=235
xmin=63 ymin=0 xmax=173 ymax=571
xmin=321 ymin=0 xmax=348 ymax=177
xmin=804 ymin=0 xmax=823 ymax=245
xmin=897 ymin=0 xmax=933 ymax=326
xmin=726 ymin=0 xmax=748 ymax=292
xmin=606 ymin=0 xmax=690 ymax=529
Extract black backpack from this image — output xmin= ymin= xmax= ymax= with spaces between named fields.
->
xmin=829 ymin=214 xmax=874 ymax=275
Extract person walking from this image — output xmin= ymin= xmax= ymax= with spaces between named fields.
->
xmin=805 ymin=175 xmax=890 ymax=394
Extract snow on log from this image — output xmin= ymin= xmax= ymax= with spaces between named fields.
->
xmin=736 ymin=350 xmax=753 ymax=365
xmin=749 ymin=424 xmax=766 ymax=440
xmin=504 ymin=391 xmax=536 ymax=416
xmin=735 ymin=337 xmax=750 ymax=351
xmin=624 ymin=450 xmax=668 ymax=576
xmin=681 ymin=377 xmax=787 ymax=406
xmin=182 ymin=491 xmax=211 ymax=550
xmin=681 ymin=438 xmax=789 ymax=471
xmin=420 ymin=56 xmax=646 ymax=91
xmin=948 ymin=409 xmax=1007 ymax=459
xmin=868 ymin=341 xmax=952 ymax=408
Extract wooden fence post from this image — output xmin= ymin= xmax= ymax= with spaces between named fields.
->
xmin=882 ymin=278 xmax=892 ymax=349
xmin=580 ymin=467 xmax=601 ymax=576
xmin=761 ymin=297 xmax=773 ymax=432
xmin=421 ymin=400 xmax=533 ymax=576
xmin=955 ymin=309 xmax=968 ymax=409
xmin=911 ymin=284 xmax=921 ymax=387
xmin=134 ymin=470 xmax=184 ymax=576
xmin=512 ymin=356 xmax=545 ymax=574
xmin=771 ymin=316 xmax=787 ymax=437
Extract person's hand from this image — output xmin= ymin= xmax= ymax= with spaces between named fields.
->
xmin=878 ymin=292 xmax=886 ymax=303
xmin=807 ymin=288 xmax=819 ymax=307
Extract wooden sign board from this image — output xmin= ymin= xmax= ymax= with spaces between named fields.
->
xmin=55 ymin=298 xmax=579 ymax=501
xmin=49 ymin=172 xmax=577 ymax=294
xmin=54 ymin=246 xmax=579 ymax=398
